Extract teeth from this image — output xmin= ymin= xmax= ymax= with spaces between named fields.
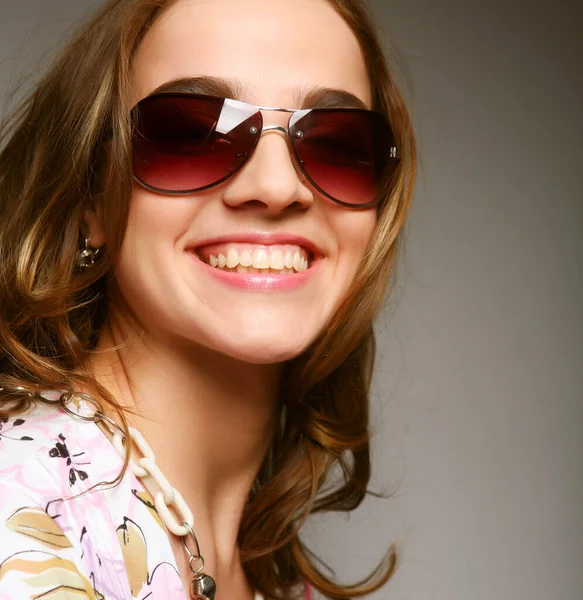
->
xmin=253 ymin=249 xmax=269 ymax=269
xmin=207 ymin=248 xmax=310 ymax=273
xmin=292 ymin=253 xmax=301 ymax=272
xmin=226 ymin=265 xmax=298 ymax=274
xmin=226 ymin=248 xmax=239 ymax=269
xmin=239 ymin=249 xmax=253 ymax=267
xmin=269 ymin=250 xmax=285 ymax=270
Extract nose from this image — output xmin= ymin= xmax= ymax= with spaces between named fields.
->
xmin=221 ymin=121 xmax=314 ymax=216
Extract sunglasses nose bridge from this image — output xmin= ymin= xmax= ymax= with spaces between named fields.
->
xmin=260 ymin=124 xmax=289 ymax=135
xmin=252 ymin=123 xmax=308 ymax=183
xmin=249 ymin=118 xmax=299 ymax=164
xmin=258 ymin=123 xmax=293 ymax=146
xmin=253 ymin=105 xmax=297 ymax=143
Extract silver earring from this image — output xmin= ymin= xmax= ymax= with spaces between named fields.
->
xmin=77 ymin=238 xmax=101 ymax=269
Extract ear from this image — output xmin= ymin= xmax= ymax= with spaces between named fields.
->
xmin=81 ymin=207 xmax=106 ymax=248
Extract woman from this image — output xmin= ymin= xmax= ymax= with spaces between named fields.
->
xmin=0 ymin=0 xmax=416 ymax=598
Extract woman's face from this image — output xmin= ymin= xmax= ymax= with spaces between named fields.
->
xmin=108 ymin=0 xmax=377 ymax=364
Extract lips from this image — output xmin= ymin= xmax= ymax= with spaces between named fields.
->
xmin=187 ymin=246 xmax=323 ymax=291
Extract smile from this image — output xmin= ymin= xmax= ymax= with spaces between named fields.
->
xmin=194 ymin=243 xmax=312 ymax=274
xmin=188 ymin=245 xmax=321 ymax=291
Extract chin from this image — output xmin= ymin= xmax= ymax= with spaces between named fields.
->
xmin=185 ymin=308 xmax=323 ymax=364
xmin=212 ymin=332 xmax=314 ymax=365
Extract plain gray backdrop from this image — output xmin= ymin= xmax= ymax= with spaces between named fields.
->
xmin=0 ymin=1 xmax=581 ymax=599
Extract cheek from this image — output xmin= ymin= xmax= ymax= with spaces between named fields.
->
xmin=335 ymin=210 xmax=377 ymax=270
xmin=122 ymin=187 xmax=199 ymax=255
xmin=114 ymin=189 xmax=198 ymax=303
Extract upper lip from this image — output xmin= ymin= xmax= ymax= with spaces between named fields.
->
xmin=189 ymin=233 xmax=325 ymax=259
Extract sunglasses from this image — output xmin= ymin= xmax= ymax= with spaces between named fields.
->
xmin=130 ymin=92 xmax=400 ymax=209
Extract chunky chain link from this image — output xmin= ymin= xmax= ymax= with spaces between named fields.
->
xmin=110 ymin=426 xmax=195 ymax=537
xmin=50 ymin=391 xmax=199 ymax=544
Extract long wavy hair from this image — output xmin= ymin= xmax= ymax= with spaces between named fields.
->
xmin=0 ymin=0 xmax=417 ymax=598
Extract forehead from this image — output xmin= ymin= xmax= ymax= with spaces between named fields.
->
xmin=131 ymin=0 xmax=372 ymax=109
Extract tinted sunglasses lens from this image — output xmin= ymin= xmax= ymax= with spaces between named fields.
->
xmin=291 ymin=110 xmax=396 ymax=206
xmin=132 ymin=95 xmax=261 ymax=193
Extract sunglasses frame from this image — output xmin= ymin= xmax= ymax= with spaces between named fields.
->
xmin=131 ymin=92 xmax=401 ymax=209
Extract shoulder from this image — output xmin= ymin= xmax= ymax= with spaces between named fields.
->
xmin=0 ymin=401 xmax=124 ymax=508
xmin=0 ymin=402 xmax=136 ymax=599
xmin=0 ymin=402 xmax=105 ymax=599
xmin=0 ymin=400 xmax=187 ymax=599
xmin=0 ymin=403 xmax=70 ymax=503
xmin=1 ymin=401 xmax=72 ymax=454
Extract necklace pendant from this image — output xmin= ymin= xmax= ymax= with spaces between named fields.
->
xmin=190 ymin=572 xmax=217 ymax=600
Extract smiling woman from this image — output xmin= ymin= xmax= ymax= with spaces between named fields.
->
xmin=0 ymin=0 xmax=416 ymax=599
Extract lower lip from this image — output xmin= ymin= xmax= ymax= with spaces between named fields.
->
xmin=188 ymin=252 xmax=322 ymax=290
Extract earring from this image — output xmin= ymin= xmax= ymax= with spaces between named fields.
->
xmin=77 ymin=238 xmax=102 ymax=269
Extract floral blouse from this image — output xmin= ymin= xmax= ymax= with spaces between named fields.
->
xmin=0 ymin=400 xmax=312 ymax=600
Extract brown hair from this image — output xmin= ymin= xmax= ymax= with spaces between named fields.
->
xmin=0 ymin=0 xmax=417 ymax=598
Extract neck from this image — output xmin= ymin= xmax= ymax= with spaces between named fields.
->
xmin=83 ymin=308 xmax=282 ymax=587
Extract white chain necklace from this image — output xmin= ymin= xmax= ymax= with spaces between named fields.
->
xmin=25 ymin=389 xmax=264 ymax=600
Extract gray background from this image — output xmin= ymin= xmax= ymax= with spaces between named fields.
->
xmin=0 ymin=1 xmax=581 ymax=599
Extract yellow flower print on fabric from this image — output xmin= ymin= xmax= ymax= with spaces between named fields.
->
xmin=117 ymin=517 xmax=149 ymax=599
xmin=0 ymin=553 xmax=104 ymax=599
xmin=1 ymin=506 xmax=103 ymax=599
xmin=6 ymin=506 xmax=73 ymax=550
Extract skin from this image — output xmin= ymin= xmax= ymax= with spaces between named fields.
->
xmin=83 ymin=0 xmax=376 ymax=596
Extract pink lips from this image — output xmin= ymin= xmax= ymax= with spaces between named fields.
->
xmin=188 ymin=252 xmax=321 ymax=291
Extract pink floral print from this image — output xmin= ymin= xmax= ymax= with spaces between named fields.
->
xmin=0 ymin=401 xmax=312 ymax=599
